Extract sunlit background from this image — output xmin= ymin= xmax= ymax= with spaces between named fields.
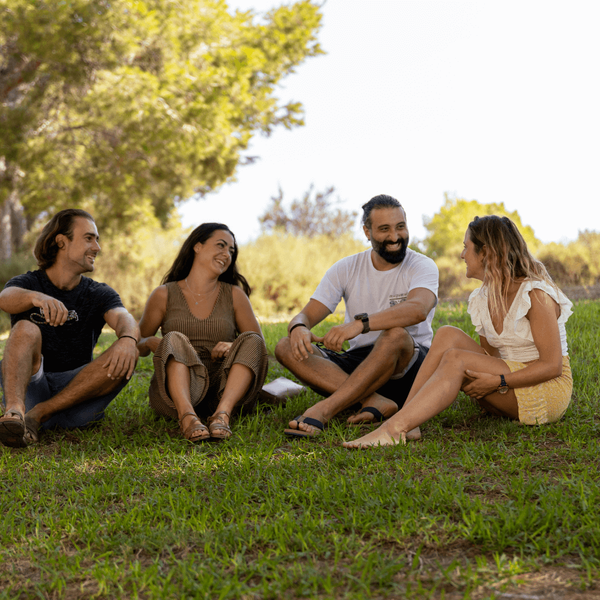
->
xmin=181 ymin=0 xmax=600 ymax=245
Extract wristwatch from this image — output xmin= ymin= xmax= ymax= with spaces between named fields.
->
xmin=354 ymin=312 xmax=370 ymax=334
xmin=497 ymin=374 xmax=509 ymax=394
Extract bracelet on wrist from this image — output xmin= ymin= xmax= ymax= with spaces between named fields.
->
xmin=289 ymin=322 xmax=308 ymax=335
xmin=119 ymin=335 xmax=138 ymax=343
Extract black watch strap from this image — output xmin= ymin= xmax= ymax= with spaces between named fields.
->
xmin=289 ymin=322 xmax=308 ymax=335
xmin=354 ymin=313 xmax=370 ymax=334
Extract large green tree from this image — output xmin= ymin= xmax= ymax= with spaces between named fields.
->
xmin=0 ymin=0 xmax=322 ymax=257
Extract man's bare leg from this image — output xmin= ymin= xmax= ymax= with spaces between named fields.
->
xmin=1 ymin=321 xmax=42 ymax=419
xmin=0 ymin=322 xmax=43 ymax=445
xmin=278 ymin=327 xmax=416 ymax=434
xmin=24 ymin=342 xmax=134 ymax=442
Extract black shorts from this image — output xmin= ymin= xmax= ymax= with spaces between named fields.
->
xmin=316 ymin=341 xmax=429 ymax=409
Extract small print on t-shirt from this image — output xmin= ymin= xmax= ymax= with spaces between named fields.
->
xmin=389 ymin=293 xmax=408 ymax=306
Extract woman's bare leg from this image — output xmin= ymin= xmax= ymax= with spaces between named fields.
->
xmin=166 ymin=358 xmax=208 ymax=441
xmin=209 ymin=363 xmax=254 ymax=433
xmin=343 ymin=346 xmax=517 ymax=448
xmin=392 ymin=327 xmax=487 ymax=440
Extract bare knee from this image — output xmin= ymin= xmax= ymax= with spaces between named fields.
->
xmin=6 ymin=320 xmax=42 ymax=367
xmin=376 ymin=327 xmax=414 ymax=358
xmin=438 ymin=347 xmax=469 ymax=373
xmin=432 ymin=326 xmax=466 ymax=347
xmin=9 ymin=319 xmax=42 ymax=345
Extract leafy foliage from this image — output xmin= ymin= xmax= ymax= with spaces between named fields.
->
xmin=238 ymin=231 xmax=368 ymax=316
xmin=90 ymin=213 xmax=188 ymax=319
xmin=420 ymin=193 xmax=540 ymax=260
xmin=0 ymin=0 xmax=323 ymax=241
xmin=538 ymin=230 xmax=600 ymax=287
xmin=259 ymin=185 xmax=358 ymax=238
xmin=418 ymin=194 xmax=542 ymax=298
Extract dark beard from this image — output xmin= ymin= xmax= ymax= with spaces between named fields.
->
xmin=372 ymin=236 xmax=408 ymax=264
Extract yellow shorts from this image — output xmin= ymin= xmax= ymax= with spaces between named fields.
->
xmin=504 ymin=355 xmax=572 ymax=425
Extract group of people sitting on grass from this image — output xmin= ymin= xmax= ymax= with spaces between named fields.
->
xmin=0 ymin=195 xmax=573 ymax=449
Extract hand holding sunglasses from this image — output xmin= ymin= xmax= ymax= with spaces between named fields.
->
xmin=30 ymin=307 xmax=79 ymax=327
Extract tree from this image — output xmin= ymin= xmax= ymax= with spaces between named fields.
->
xmin=259 ymin=185 xmax=358 ymax=238
xmin=419 ymin=194 xmax=541 ymax=298
xmin=420 ymin=193 xmax=540 ymax=260
xmin=538 ymin=230 xmax=600 ymax=287
xmin=0 ymin=0 xmax=323 ymax=258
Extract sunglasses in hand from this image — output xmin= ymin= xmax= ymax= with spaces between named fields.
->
xmin=30 ymin=308 xmax=79 ymax=325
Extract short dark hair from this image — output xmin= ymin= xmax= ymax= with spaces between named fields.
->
xmin=162 ymin=223 xmax=252 ymax=296
xmin=361 ymin=194 xmax=404 ymax=229
xmin=34 ymin=209 xmax=95 ymax=270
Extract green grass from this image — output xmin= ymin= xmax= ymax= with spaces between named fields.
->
xmin=0 ymin=302 xmax=599 ymax=599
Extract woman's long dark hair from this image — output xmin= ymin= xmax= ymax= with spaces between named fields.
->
xmin=162 ymin=223 xmax=251 ymax=296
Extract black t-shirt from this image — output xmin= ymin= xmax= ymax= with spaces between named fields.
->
xmin=5 ymin=270 xmax=124 ymax=373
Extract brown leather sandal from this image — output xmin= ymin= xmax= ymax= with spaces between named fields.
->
xmin=0 ymin=409 xmax=27 ymax=448
xmin=179 ymin=412 xmax=209 ymax=442
xmin=207 ymin=411 xmax=232 ymax=440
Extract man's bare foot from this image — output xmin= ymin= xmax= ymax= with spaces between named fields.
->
xmin=346 ymin=396 xmax=398 ymax=425
xmin=286 ymin=402 xmax=331 ymax=436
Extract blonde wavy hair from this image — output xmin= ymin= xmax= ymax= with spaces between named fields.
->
xmin=468 ymin=215 xmax=556 ymax=319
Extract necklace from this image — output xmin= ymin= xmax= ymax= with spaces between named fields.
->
xmin=185 ymin=278 xmax=218 ymax=305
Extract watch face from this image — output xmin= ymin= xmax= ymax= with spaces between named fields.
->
xmin=498 ymin=386 xmax=509 ymax=395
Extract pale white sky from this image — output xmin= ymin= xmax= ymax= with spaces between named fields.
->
xmin=180 ymin=0 xmax=600 ymax=246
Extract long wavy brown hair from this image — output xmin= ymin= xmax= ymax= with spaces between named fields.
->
xmin=34 ymin=209 xmax=95 ymax=270
xmin=161 ymin=223 xmax=251 ymax=296
xmin=468 ymin=215 xmax=555 ymax=319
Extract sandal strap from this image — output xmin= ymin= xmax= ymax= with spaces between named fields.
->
xmin=179 ymin=411 xmax=199 ymax=425
xmin=179 ymin=412 xmax=208 ymax=440
xmin=208 ymin=411 xmax=230 ymax=424
xmin=1 ymin=409 xmax=24 ymax=422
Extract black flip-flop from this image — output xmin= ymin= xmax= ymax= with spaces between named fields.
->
xmin=284 ymin=415 xmax=324 ymax=438
xmin=351 ymin=406 xmax=385 ymax=424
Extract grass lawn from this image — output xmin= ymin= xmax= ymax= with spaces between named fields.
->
xmin=0 ymin=301 xmax=599 ymax=599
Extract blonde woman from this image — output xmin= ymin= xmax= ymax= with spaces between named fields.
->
xmin=344 ymin=215 xmax=573 ymax=448
xmin=138 ymin=223 xmax=268 ymax=442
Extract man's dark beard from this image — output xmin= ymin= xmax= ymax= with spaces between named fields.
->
xmin=372 ymin=237 xmax=408 ymax=264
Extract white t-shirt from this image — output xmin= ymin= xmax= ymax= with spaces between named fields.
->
xmin=312 ymin=248 xmax=439 ymax=350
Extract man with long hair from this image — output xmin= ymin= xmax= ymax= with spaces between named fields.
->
xmin=277 ymin=194 xmax=439 ymax=437
xmin=0 ymin=209 xmax=139 ymax=447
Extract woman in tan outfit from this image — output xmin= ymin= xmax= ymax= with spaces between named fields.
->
xmin=138 ymin=223 xmax=268 ymax=442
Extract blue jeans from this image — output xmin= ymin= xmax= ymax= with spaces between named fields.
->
xmin=0 ymin=358 xmax=129 ymax=429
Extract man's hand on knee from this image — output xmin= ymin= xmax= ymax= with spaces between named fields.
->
xmin=288 ymin=326 xmax=324 ymax=362
xmin=102 ymin=337 xmax=139 ymax=380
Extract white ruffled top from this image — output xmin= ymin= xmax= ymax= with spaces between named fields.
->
xmin=467 ymin=279 xmax=573 ymax=362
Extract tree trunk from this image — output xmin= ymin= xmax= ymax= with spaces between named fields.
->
xmin=0 ymin=190 xmax=27 ymax=262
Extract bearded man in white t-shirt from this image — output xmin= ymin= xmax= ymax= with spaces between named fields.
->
xmin=276 ymin=194 xmax=439 ymax=438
